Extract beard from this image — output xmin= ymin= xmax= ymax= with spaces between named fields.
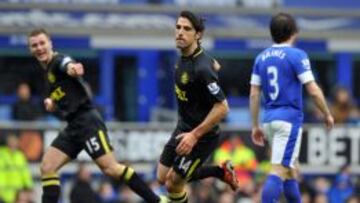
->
xmin=176 ymin=41 xmax=192 ymax=51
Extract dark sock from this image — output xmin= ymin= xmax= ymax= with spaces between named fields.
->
xmin=120 ymin=166 xmax=160 ymax=203
xmin=169 ymin=191 xmax=188 ymax=203
xmin=41 ymin=174 xmax=60 ymax=203
xmin=188 ymin=166 xmax=224 ymax=181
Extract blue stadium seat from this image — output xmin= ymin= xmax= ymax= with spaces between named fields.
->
xmin=0 ymin=105 xmax=12 ymax=121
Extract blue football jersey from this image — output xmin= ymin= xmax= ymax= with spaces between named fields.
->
xmin=250 ymin=44 xmax=315 ymax=123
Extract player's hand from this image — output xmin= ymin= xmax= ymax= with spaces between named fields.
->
xmin=44 ymin=98 xmax=55 ymax=112
xmin=67 ymin=63 xmax=84 ymax=77
xmin=325 ymin=114 xmax=334 ymax=130
xmin=251 ymin=127 xmax=265 ymax=147
xmin=175 ymin=132 xmax=198 ymax=155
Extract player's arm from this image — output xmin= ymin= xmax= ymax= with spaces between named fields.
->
xmin=176 ymin=99 xmax=229 ymax=155
xmin=250 ymin=85 xmax=261 ymax=129
xmin=293 ymin=51 xmax=334 ymax=129
xmin=191 ymin=99 xmax=229 ymax=139
xmin=59 ymin=56 xmax=84 ymax=77
xmin=44 ymin=98 xmax=55 ymax=112
xmin=191 ymin=63 xmax=229 ymax=139
xmin=249 ymin=57 xmax=261 ymax=129
xmin=249 ymin=58 xmax=265 ymax=146
xmin=305 ymin=81 xmax=334 ymax=129
xmin=250 ymin=84 xmax=265 ymax=146
xmin=66 ymin=62 xmax=84 ymax=77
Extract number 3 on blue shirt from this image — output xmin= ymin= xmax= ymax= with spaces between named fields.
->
xmin=267 ymin=66 xmax=279 ymax=100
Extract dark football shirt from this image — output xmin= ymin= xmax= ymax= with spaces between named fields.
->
xmin=174 ymin=47 xmax=226 ymax=135
xmin=45 ymin=53 xmax=93 ymax=120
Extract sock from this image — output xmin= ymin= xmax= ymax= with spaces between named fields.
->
xmin=261 ymin=175 xmax=283 ymax=203
xmin=41 ymin=174 xmax=60 ymax=203
xmin=120 ymin=166 xmax=160 ymax=203
xmin=169 ymin=191 xmax=188 ymax=203
xmin=188 ymin=166 xmax=224 ymax=181
xmin=284 ymin=179 xmax=301 ymax=203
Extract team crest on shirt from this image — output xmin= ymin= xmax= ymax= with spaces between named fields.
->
xmin=181 ymin=72 xmax=189 ymax=84
xmin=207 ymin=82 xmax=220 ymax=95
xmin=302 ymin=59 xmax=311 ymax=70
xmin=48 ymin=72 xmax=56 ymax=83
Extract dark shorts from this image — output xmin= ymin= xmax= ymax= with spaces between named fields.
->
xmin=51 ymin=109 xmax=113 ymax=160
xmin=159 ymin=128 xmax=220 ymax=179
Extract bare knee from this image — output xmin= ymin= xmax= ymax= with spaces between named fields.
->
xmin=165 ymin=179 xmax=177 ymax=193
xmin=157 ymin=177 xmax=166 ymax=186
xmin=288 ymin=168 xmax=299 ymax=179
xmin=270 ymin=164 xmax=292 ymax=179
xmin=100 ymin=163 xmax=125 ymax=178
xmin=40 ymin=159 xmax=57 ymax=175
xmin=157 ymin=163 xmax=170 ymax=186
xmin=165 ymin=172 xmax=186 ymax=193
xmin=157 ymin=170 xmax=167 ymax=185
xmin=40 ymin=147 xmax=69 ymax=176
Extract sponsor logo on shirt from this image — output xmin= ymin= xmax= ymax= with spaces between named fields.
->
xmin=181 ymin=72 xmax=189 ymax=84
xmin=48 ymin=72 xmax=56 ymax=83
xmin=207 ymin=82 xmax=220 ymax=95
xmin=175 ymin=85 xmax=188 ymax=101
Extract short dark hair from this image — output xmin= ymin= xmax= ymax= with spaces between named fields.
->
xmin=270 ymin=13 xmax=298 ymax=43
xmin=178 ymin=10 xmax=205 ymax=33
xmin=28 ymin=28 xmax=51 ymax=39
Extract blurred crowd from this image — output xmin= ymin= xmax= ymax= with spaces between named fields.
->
xmin=305 ymin=86 xmax=360 ymax=125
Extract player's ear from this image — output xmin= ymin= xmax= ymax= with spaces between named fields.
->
xmin=27 ymin=37 xmax=33 ymax=53
xmin=196 ymin=31 xmax=202 ymax=41
xmin=49 ymin=39 xmax=53 ymax=50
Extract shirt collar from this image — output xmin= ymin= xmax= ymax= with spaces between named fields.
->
xmin=182 ymin=46 xmax=203 ymax=59
xmin=272 ymin=43 xmax=292 ymax=47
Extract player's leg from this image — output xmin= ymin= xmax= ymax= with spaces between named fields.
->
xmin=186 ymin=134 xmax=239 ymax=191
xmin=165 ymin=138 xmax=220 ymax=203
xmin=284 ymin=167 xmax=301 ymax=203
xmin=261 ymin=121 xmax=302 ymax=203
xmin=283 ymin=128 xmax=303 ymax=203
xmin=157 ymin=135 xmax=190 ymax=202
xmin=157 ymin=163 xmax=171 ymax=186
xmin=40 ymin=147 xmax=70 ymax=203
xmin=157 ymin=129 xmax=180 ymax=185
xmin=261 ymin=164 xmax=286 ymax=203
xmin=83 ymin=115 xmax=166 ymax=203
xmin=95 ymin=153 xmax=166 ymax=203
xmin=165 ymin=168 xmax=189 ymax=203
xmin=41 ymin=126 xmax=81 ymax=203
xmin=188 ymin=160 xmax=239 ymax=191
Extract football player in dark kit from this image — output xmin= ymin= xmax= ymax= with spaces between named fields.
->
xmin=157 ymin=11 xmax=240 ymax=203
xmin=28 ymin=28 xmax=168 ymax=203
